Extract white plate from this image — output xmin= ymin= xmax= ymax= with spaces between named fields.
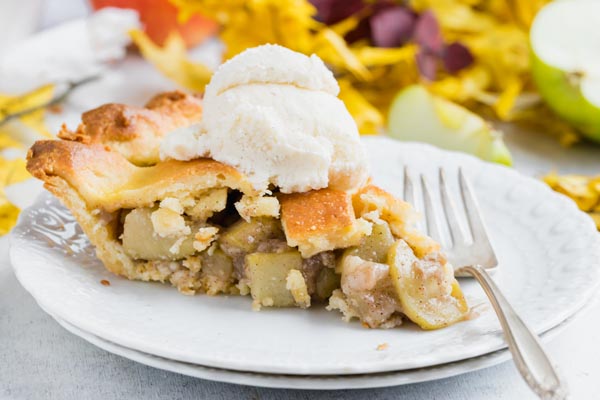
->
xmin=48 ymin=311 xmax=571 ymax=390
xmin=10 ymin=138 xmax=600 ymax=375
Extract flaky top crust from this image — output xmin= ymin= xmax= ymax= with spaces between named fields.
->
xmin=27 ymin=139 xmax=257 ymax=212
xmin=279 ymin=189 xmax=371 ymax=257
xmin=57 ymin=91 xmax=202 ymax=166
xmin=280 ymin=189 xmax=356 ymax=239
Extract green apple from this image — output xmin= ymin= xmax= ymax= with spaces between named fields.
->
xmin=530 ymin=1 xmax=600 ymax=141
xmin=387 ymin=85 xmax=512 ymax=166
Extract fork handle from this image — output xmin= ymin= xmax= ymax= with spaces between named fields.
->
xmin=461 ymin=265 xmax=568 ymax=400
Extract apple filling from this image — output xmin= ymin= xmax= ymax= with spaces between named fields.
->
xmin=118 ymin=190 xmax=338 ymax=308
xmin=114 ymin=186 xmax=468 ymax=329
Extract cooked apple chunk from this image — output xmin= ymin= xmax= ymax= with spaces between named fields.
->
xmin=387 ymin=240 xmax=468 ymax=330
xmin=286 ymin=269 xmax=311 ymax=308
xmin=199 ymin=248 xmax=234 ymax=295
xmin=219 ymin=217 xmax=284 ymax=254
xmin=122 ymin=208 xmax=197 ymax=260
xmin=346 ymin=221 xmax=395 ymax=262
xmin=246 ymin=251 xmax=304 ymax=309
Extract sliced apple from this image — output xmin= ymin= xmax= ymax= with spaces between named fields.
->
xmin=387 ymin=85 xmax=512 ymax=166
xmin=122 ymin=207 xmax=197 ymax=260
xmin=387 ymin=239 xmax=468 ymax=329
xmin=336 ymin=221 xmax=395 ymax=273
xmin=530 ymin=1 xmax=600 ymax=141
xmin=246 ymin=251 xmax=303 ymax=308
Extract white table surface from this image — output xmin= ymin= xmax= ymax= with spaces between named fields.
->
xmin=2 ymin=1 xmax=600 ymax=399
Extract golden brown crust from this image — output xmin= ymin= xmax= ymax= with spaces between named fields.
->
xmin=280 ymin=189 xmax=355 ymax=238
xmin=280 ymin=189 xmax=371 ymax=257
xmin=27 ymin=140 xmax=257 ymax=212
xmin=59 ymin=104 xmax=158 ymax=143
xmin=145 ymin=91 xmax=203 ymax=121
xmin=27 ymin=139 xmax=136 ymax=198
xmin=57 ymin=91 xmax=202 ymax=166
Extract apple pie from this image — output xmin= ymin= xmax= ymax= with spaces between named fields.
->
xmin=26 ymin=91 xmax=468 ymax=330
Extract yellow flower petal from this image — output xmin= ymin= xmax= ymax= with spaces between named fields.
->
xmin=589 ymin=212 xmax=600 ymax=230
xmin=0 ymin=198 xmax=20 ymax=236
xmin=505 ymin=0 xmax=551 ymax=29
xmin=130 ymin=29 xmax=213 ymax=92
xmin=543 ymin=173 xmax=599 ymax=212
xmin=19 ymin=108 xmax=53 ymax=138
xmin=352 ymin=45 xmax=417 ymax=68
xmin=429 ymin=66 xmax=491 ymax=103
xmin=312 ymin=29 xmax=370 ymax=81
xmin=0 ymin=84 xmax=54 ymax=120
xmin=0 ymin=84 xmax=55 ymax=138
xmin=544 ymin=171 xmax=600 ymax=230
xmin=0 ymin=157 xmax=30 ymax=186
xmin=493 ymin=78 xmax=523 ymax=121
xmin=338 ymin=79 xmax=383 ymax=135
xmin=329 ymin=15 xmax=361 ymax=37
xmin=0 ymin=133 xmax=23 ymax=149
xmin=0 ymin=157 xmax=30 ymax=236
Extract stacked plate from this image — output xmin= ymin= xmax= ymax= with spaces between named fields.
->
xmin=10 ymin=138 xmax=600 ymax=389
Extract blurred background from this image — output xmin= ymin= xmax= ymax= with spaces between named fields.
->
xmin=1 ymin=0 xmax=599 ymax=235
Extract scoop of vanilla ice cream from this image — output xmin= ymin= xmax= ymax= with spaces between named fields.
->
xmin=160 ymin=44 xmax=368 ymax=193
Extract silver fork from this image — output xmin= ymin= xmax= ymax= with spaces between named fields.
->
xmin=404 ymin=166 xmax=567 ymax=400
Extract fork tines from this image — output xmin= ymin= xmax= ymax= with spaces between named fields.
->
xmin=403 ymin=166 xmax=498 ymax=272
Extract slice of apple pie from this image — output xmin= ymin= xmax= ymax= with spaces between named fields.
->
xmin=26 ymin=45 xmax=468 ymax=330
xmin=26 ymin=96 xmax=467 ymax=330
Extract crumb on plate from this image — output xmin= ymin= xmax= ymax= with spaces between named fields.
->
xmin=376 ymin=343 xmax=389 ymax=351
